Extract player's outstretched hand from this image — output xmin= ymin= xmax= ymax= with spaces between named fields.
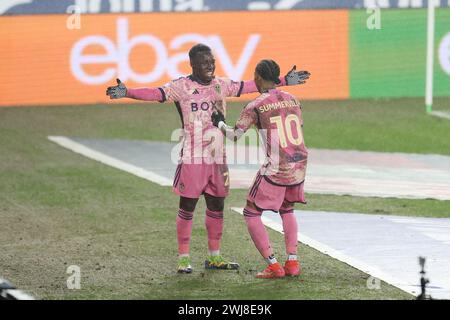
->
xmin=106 ymin=79 xmax=127 ymax=99
xmin=285 ymin=65 xmax=311 ymax=85
xmin=211 ymin=111 xmax=226 ymax=128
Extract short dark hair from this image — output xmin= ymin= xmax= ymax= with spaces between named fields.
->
xmin=256 ymin=59 xmax=281 ymax=84
xmin=189 ymin=43 xmax=212 ymax=61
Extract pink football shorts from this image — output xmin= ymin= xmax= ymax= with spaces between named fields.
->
xmin=173 ymin=162 xmax=230 ymax=198
xmin=247 ymin=172 xmax=306 ymax=211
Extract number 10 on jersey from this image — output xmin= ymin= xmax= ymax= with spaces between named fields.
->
xmin=269 ymin=114 xmax=303 ymax=148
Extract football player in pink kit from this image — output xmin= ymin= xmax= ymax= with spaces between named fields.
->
xmin=106 ymin=44 xmax=310 ymax=274
xmin=212 ymin=59 xmax=308 ymax=279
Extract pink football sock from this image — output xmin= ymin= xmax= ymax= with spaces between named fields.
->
xmin=243 ymin=206 xmax=273 ymax=259
xmin=177 ymin=208 xmax=194 ymax=255
xmin=205 ymin=209 xmax=224 ymax=252
xmin=280 ymin=207 xmax=298 ymax=255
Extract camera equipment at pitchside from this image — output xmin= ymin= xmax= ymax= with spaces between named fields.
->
xmin=0 ymin=278 xmax=34 ymax=300
xmin=417 ymin=257 xmax=432 ymax=300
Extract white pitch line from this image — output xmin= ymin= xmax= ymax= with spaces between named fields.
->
xmin=231 ymin=207 xmax=417 ymax=297
xmin=429 ymin=111 xmax=450 ymax=120
xmin=47 ymin=136 xmax=173 ymax=187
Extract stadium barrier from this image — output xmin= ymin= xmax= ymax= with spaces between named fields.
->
xmin=1 ymin=0 xmax=449 ymax=15
xmin=0 ymin=11 xmax=349 ymax=106
xmin=0 ymin=7 xmax=449 ymax=106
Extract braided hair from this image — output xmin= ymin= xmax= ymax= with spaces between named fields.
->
xmin=255 ymin=59 xmax=281 ymax=84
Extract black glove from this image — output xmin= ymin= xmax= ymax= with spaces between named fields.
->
xmin=106 ymin=78 xmax=127 ymax=99
xmin=211 ymin=111 xmax=225 ymax=128
xmin=284 ymin=65 xmax=311 ymax=85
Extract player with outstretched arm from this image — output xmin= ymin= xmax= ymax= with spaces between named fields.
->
xmin=106 ymin=44 xmax=310 ymax=274
xmin=211 ymin=59 xmax=308 ymax=278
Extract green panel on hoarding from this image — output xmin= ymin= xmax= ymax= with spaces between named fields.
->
xmin=434 ymin=9 xmax=450 ymax=97
xmin=350 ymin=9 xmax=450 ymax=98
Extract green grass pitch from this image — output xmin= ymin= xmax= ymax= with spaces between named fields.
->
xmin=1 ymin=97 xmax=449 ymax=299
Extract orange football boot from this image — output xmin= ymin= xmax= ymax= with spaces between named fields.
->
xmin=256 ymin=262 xmax=285 ymax=279
xmin=284 ymin=260 xmax=301 ymax=277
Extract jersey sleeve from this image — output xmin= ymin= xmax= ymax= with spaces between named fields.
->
xmin=235 ymin=101 xmax=259 ymax=133
xmin=159 ymin=78 xmax=185 ymax=102
xmin=218 ymin=78 xmax=244 ymax=97
xmin=238 ymin=77 xmax=288 ymax=96
xmin=126 ymin=87 xmax=165 ymax=102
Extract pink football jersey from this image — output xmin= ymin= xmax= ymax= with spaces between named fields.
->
xmin=161 ymin=76 xmax=243 ymax=164
xmin=235 ymin=88 xmax=308 ymax=186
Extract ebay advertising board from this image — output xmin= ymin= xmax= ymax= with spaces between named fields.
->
xmin=1 ymin=9 xmax=449 ymax=106
xmin=0 ymin=11 xmax=348 ymax=106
